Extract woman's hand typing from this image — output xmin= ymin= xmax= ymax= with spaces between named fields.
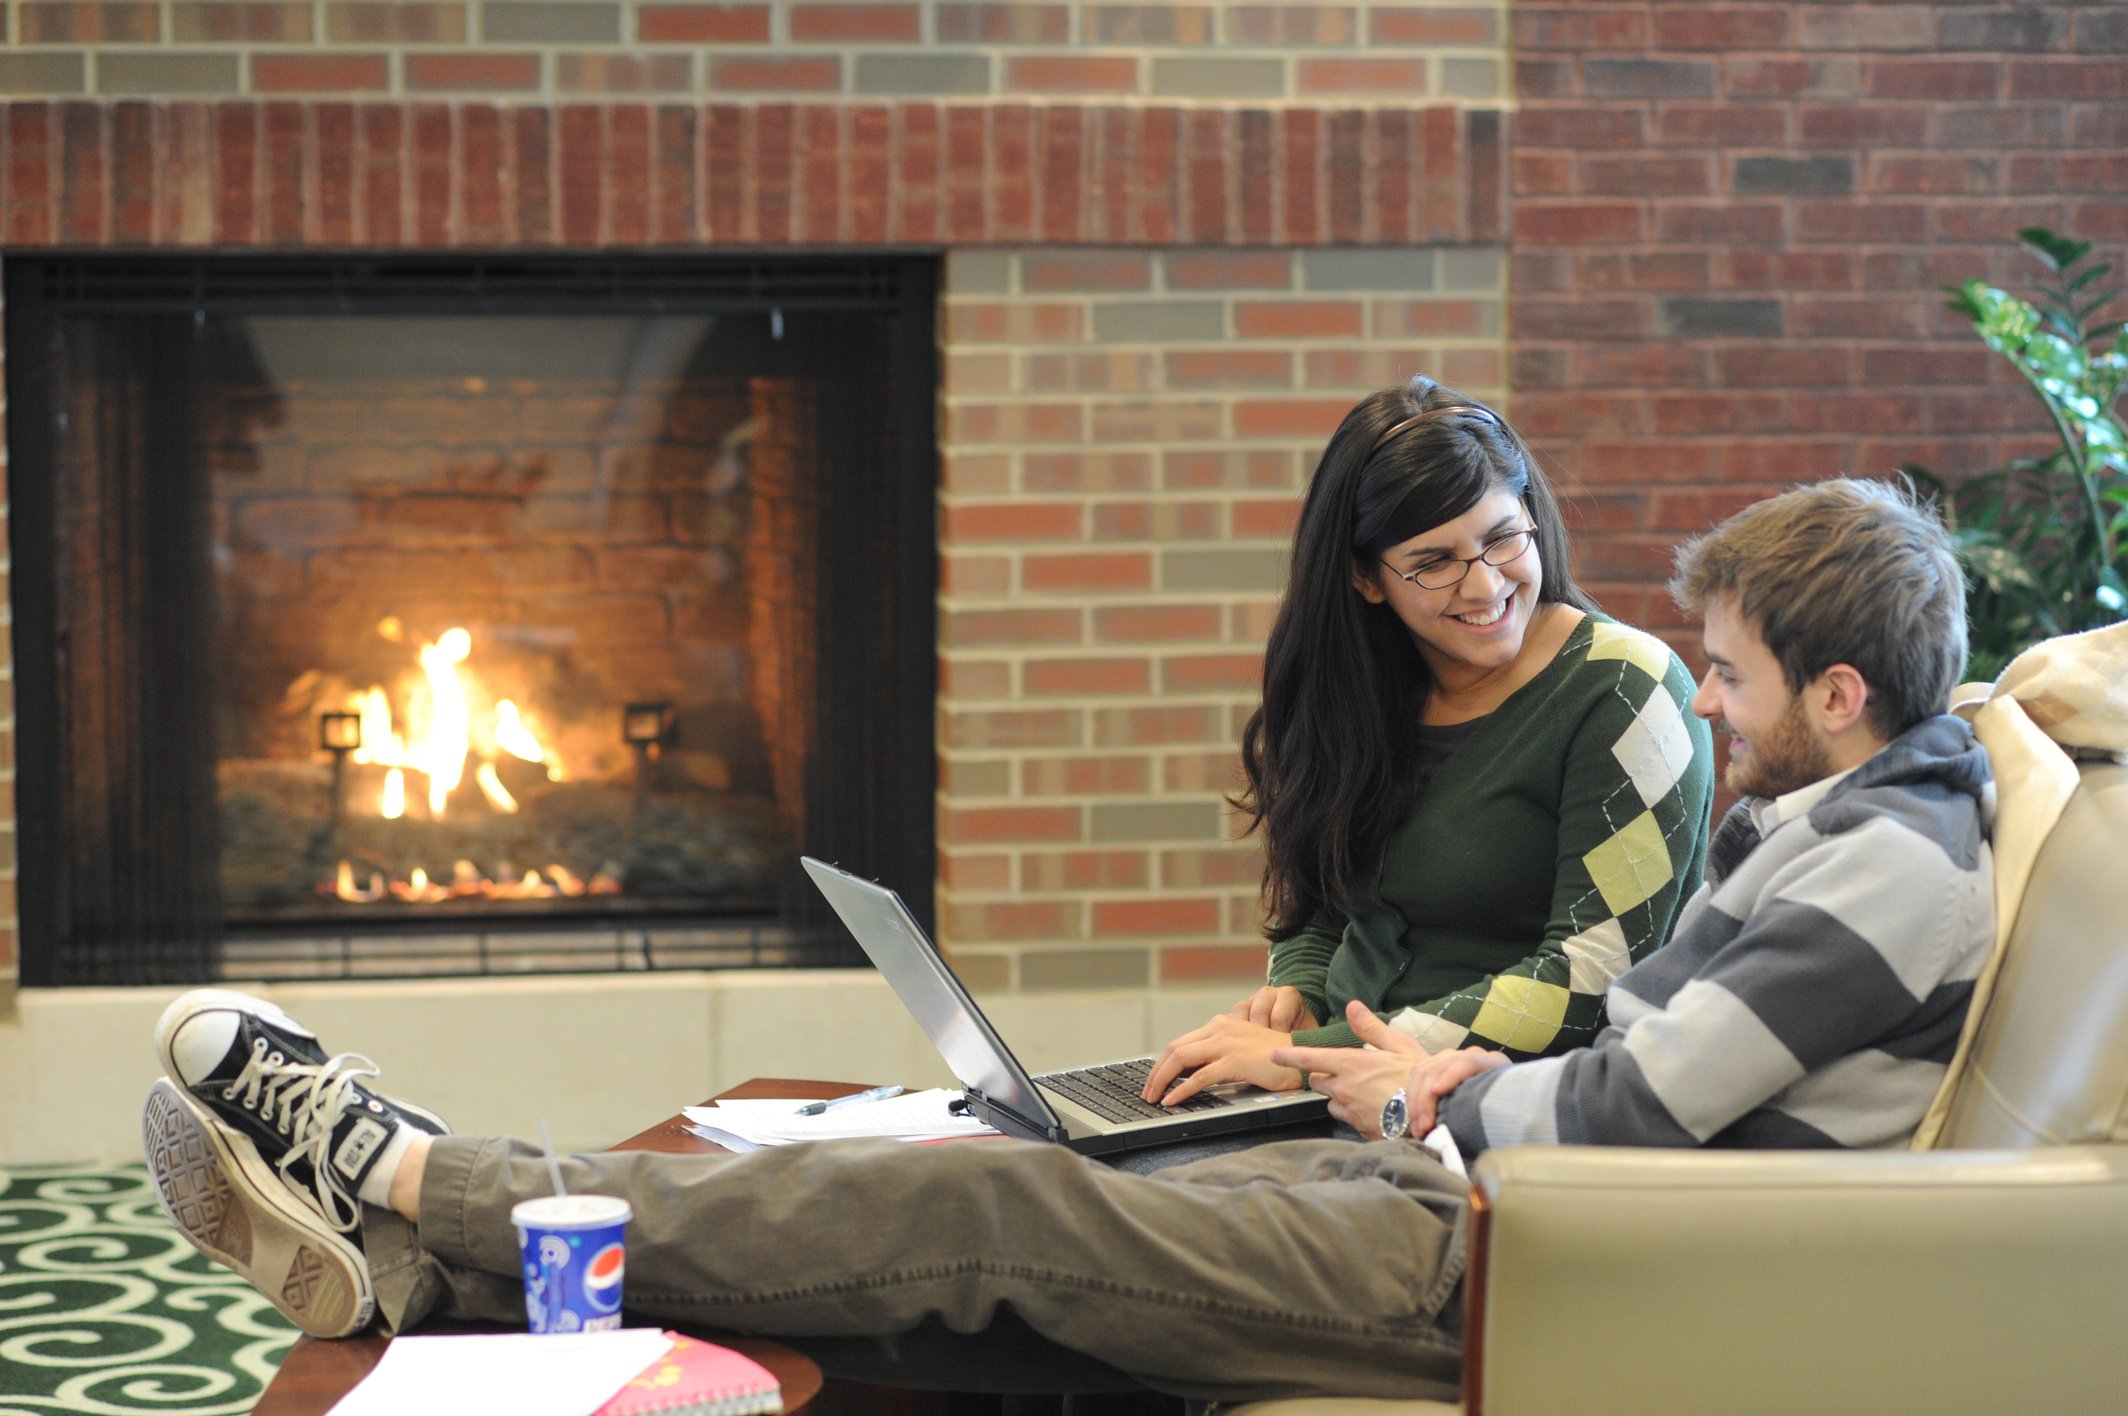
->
xmin=1141 ymin=1014 xmax=1314 ymax=1107
xmin=1230 ymin=985 xmax=1319 ymax=1033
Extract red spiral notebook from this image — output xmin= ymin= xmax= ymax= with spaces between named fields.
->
xmin=593 ymin=1333 xmax=783 ymax=1416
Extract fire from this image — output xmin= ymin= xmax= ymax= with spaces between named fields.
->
xmin=474 ymin=762 xmax=517 ymax=813
xmin=333 ymin=860 xmax=386 ymax=902
xmin=329 ymin=856 xmax=622 ymax=904
xmin=315 ymin=622 xmax=624 ymax=908
xmin=416 ymin=628 xmax=473 ymax=816
xmin=343 ymin=623 xmax=559 ymax=821
xmin=494 ymin=700 xmax=547 ymax=764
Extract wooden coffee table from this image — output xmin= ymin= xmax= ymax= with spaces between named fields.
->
xmin=252 ymin=1078 xmax=979 ymax=1416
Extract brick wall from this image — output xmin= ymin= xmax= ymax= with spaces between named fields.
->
xmin=937 ymin=244 xmax=1504 ymax=992
xmin=0 ymin=2 xmax=1508 ymax=102
xmin=0 ymin=97 xmax=1502 ymax=246
xmin=1508 ymin=0 xmax=2128 ymax=644
xmin=0 ymin=0 xmax=1510 ymax=1004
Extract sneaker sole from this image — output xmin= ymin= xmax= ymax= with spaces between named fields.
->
xmin=143 ymin=1077 xmax=375 ymax=1339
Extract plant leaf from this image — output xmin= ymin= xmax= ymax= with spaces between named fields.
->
xmin=1926 ymin=229 xmax=2126 ymax=668
xmin=1942 ymin=280 xmax=1986 ymax=321
xmin=2067 ymin=262 xmax=2115 ymax=296
xmin=1959 ymin=540 xmax=2045 ymax=595
xmin=2019 ymin=227 xmax=2090 ymax=272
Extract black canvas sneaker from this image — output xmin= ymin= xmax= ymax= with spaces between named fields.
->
xmin=144 ymin=1077 xmax=377 ymax=1338
xmin=154 ymin=989 xmax=450 ymax=1234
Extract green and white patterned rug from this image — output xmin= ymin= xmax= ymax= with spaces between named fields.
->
xmin=0 ymin=1161 xmax=296 ymax=1415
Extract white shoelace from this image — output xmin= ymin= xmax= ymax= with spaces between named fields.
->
xmin=221 ymin=1037 xmax=386 ymax=1233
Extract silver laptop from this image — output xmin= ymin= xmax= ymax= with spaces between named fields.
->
xmin=802 ymin=857 xmax=1329 ymax=1156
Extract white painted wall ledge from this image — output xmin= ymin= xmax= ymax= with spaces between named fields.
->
xmin=0 ymin=972 xmax=1247 ymax=1166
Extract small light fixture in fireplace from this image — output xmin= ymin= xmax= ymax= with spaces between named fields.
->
xmin=319 ymin=709 xmax=362 ymax=825
xmin=318 ymin=710 xmax=363 ymax=753
xmin=622 ymin=701 xmax=675 ymax=751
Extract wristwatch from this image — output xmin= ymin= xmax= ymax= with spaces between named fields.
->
xmin=1379 ymin=1088 xmax=1411 ymax=1142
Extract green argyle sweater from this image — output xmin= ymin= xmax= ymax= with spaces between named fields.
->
xmin=1270 ymin=613 xmax=1715 ymax=1057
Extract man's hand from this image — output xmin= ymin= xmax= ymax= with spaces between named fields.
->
xmin=1404 ymin=1047 xmax=1511 ymax=1135
xmin=1270 ymin=1000 xmax=1426 ymax=1136
xmin=1229 ymin=985 xmax=1319 ymax=1033
xmin=1141 ymin=1015 xmax=1311 ymax=1106
xmin=1271 ymin=1000 xmax=1511 ymax=1139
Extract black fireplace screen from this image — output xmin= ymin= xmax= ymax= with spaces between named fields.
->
xmin=5 ymin=256 xmax=938 ymax=984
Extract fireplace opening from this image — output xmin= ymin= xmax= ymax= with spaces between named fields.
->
xmin=5 ymin=255 xmax=938 ymax=984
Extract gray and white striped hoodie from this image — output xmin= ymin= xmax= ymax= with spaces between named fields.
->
xmin=1443 ymin=714 xmax=1994 ymax=1155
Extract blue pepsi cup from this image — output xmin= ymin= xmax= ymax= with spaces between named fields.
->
xmin=509 ymin=1194 xmax=632 ymax=1334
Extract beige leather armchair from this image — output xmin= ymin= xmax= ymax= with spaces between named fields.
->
xmin=1227 ymin=746 xmax=2128 ymax=1415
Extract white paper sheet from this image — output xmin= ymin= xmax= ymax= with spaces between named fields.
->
xmin=682 ymin=1122 xmax=764 ymax=1152
xmin=681 ymin=1088 xmax=999 ymax=1146
xmin=324 ymin=1328 xmax=675 ymax=1416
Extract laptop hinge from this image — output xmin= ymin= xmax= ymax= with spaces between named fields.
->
xmin=963 ymin=1086 xmax=1070 ymax=1145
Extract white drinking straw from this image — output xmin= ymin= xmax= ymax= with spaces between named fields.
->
xmin=536 ymin=1118 xmax=568 ymax=1197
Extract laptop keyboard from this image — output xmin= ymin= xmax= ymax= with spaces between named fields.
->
xmin=1033 ymin=1057 xmax=1233 ymax=1124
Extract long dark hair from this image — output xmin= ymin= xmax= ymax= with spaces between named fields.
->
xmin=1238 ymin=376 xmax=1594 ymax=942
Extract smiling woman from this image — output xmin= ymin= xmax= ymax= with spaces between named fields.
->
xmin=1357 ymin=495 xmax=1552 ymax=713
xmin=1141 ymin=376 xmax=1718 ymax=1116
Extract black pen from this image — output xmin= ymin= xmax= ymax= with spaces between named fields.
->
xmin=794 ymin=1085 xmax=906 ymax=1116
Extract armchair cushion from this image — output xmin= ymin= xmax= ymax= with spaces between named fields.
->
xmin=1466 ymin=1144 xmax=2128 ymax=1416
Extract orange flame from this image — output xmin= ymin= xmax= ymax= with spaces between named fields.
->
xmin=343 ymin=624 xmax=559 ymax=820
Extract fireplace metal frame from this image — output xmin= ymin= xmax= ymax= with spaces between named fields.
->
xmin=5 ymin=252 xmax=940 ymax=986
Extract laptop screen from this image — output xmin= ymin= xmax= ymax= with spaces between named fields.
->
xmin=801 ymin=858 xmax=1059 ymax=1134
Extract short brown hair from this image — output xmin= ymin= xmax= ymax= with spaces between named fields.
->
xmin=1668 ymin=478 xmax=1966 ymax=740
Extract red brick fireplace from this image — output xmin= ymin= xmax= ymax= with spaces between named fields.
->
xmin=0 ymin=93 xmax=1503 ymax=997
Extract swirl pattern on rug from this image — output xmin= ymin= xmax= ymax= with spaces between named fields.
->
xmin=0 ymin=1162 xmax=297 ymax=1415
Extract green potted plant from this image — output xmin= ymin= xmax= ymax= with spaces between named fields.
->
xmin=1906 ymin=228 xmax=2128 ymax=681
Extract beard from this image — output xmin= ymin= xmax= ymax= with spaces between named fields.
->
xmin=1724 ymin=694 xmax=1837 ymax=800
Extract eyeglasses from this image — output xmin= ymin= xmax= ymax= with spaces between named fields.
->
xmin=1380 ymin=527 xmax=1536 ymax=591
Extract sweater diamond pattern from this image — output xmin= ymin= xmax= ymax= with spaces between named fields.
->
xmin=1582 ymin=808 xmax=1674 ymax=918
xmin=1586 ymin=619 xmax=1674 ymax=680
xmin=1562 ymin=917 xmax=1633 ymax=995
xmin=1612 ymin=685 xmax=1698 ymax=809
xmin=1470 ymin=976 xmax=1572 ymax=1053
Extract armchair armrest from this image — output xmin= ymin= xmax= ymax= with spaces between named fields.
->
xmin=1466 ymin=1144 xmax=2128 ymax=1416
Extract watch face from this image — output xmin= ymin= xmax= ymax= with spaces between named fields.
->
xmin=1380 ymin=1090 xmax=1410 ymax=1141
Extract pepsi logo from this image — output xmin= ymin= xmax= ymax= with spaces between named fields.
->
xmin=583 ymin=1242 xmax=625 ymax=1311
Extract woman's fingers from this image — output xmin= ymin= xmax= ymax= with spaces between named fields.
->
xmin=1156 ymin=1058 xmax=1227 ymax=1106
xmin=1143 ymin=1021 xmax=1217 ymax=1100
xmin=1232 ymin=985 xmax=1292 ymax=1029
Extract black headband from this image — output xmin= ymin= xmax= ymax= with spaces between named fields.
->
xmin=1368 ymin=403 xmax=1505 ymax=454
